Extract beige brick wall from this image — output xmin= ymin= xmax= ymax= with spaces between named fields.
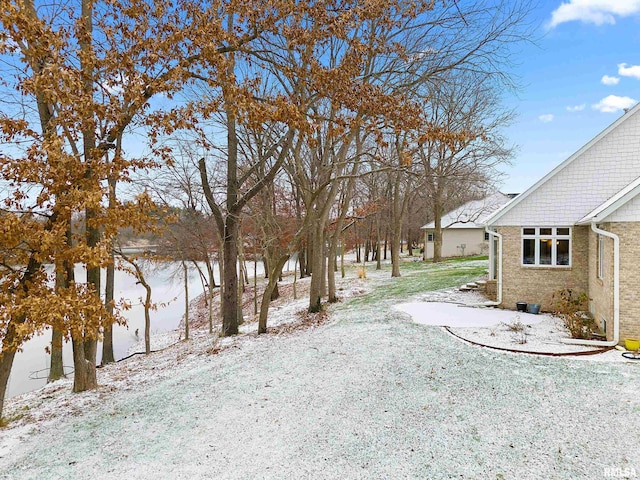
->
xmin=588 ymin=226 xmax=614 ymax=340
xmin=612 ymin=223 xmax=640 ymax=341
xmin=588 ymin=223 xmax=640 ymax=342
xmin=485 ymin=280 xmax=497 ymax=301
xmin=497 ymin=226 xmax=589 ymax=312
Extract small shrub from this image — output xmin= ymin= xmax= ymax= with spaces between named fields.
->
xmin=502 ymin=316 xmax=525 ymax=333
xmin=552 ymin=289 xmax=597 ymax=339
xmin=501 ymin=315 xmax=528 ymax=345
xmin=357 ymin=267 xmax=366 ymax=279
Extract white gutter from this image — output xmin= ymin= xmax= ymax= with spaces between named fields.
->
xmin=470 ymin=227 xmax=502 ymax=307
xmin=562 ymin=222 xmax=619 ymax=347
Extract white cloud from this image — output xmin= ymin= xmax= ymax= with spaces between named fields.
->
xmin=548 ymin=0 xmax=640 ymax=28
xmin=601 ymin=75 xmax=620 ymax=85
xmin=538 ymin=114 xmax=554 ymax=123
xmin=566 ymin=104 xmax=586 ymax=112
xmin=618 ymin=63 xmax=640 ymax=79
xmin=592 ymin=94 xmax=637 ymax=113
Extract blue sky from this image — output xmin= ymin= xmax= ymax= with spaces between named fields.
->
xmin=499 ymin=0 xmax=640 ymax=194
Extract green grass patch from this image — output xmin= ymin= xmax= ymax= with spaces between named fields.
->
xmin=423 ymin=255 xmax=489 ymax=264
xmin=340 ymin=258 xmax=487 ymax=308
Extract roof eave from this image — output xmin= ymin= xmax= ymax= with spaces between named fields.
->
xmin=576 ymin=177 xmax=640 ymax=225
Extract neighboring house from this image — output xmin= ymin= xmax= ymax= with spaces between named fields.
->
xmin=485 ymin=103 xmax=640 ymax=344
xmin=421 ymin=192 xmax=513 ymax=260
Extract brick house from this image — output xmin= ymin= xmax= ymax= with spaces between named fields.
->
xmin=421 ymin=192 xmax=512 ymax=260
xmin=485 ymin=103 xmax=640 ymax=345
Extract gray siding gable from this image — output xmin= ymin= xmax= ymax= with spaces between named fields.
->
xmin=489 ymin=104 xmax=640 ymax=226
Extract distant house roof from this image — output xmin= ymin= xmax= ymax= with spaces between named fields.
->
xmin=421 ymin=192 xmax=513 ymax=230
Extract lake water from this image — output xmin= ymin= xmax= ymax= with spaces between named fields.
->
xmin=6 ymin=260 xmax=218 ymax=398
xmin=6 ymin=255 xmax=283 ymax=398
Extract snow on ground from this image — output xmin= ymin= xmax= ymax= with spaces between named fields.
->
xmin=394 ymin=302 xmax=545 ymax=328
xmin=396 ymin=288 xmax=631 ymax=359
xmin=394 ymin=300 xmax=602 ymax=355
xmin=1 ymin=257 xmax=639 ymax=479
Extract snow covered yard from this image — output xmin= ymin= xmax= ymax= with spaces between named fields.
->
xmin=1 ymin=257 xmax=639 ymax=479
xmin=394 ymin=300 xmax=617 ymax=356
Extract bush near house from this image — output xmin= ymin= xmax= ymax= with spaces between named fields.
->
xmin=552 ymin=288 xmax=598 ymax=339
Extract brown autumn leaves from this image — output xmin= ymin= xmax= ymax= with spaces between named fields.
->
xmin=0 ymin=0 xmax=527 ymax=416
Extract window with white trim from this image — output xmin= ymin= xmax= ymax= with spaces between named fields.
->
xmin=522 ymin=227 xmax=571 ymax=267
xmin=597 ymin=234 xmax=604 ymax=279
xmin=427 ymin=233 xmax=434 ymax=242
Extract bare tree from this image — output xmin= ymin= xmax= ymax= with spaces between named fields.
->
xmin=417 ymin=73 xmax=515 ymax=262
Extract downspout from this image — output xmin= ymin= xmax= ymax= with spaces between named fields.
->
xmin=472 ymin=227 xmax=502 ymax=306
xmin=562 ymin=222 xmax=619 ymax=346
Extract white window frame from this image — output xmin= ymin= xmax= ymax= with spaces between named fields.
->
xmin=427 ymin=232 xmax=434 ymax=242
xmin=521 ymin=227 xmax=572 ymax=267
xmin=597 ymin=234 xmax=604 ymax=279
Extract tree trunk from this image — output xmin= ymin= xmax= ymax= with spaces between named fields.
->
xmin=327 ymin=235 xmax=339 ymax=303
xmin=144 ymin=283 xmax=151 ymax=354
xmin=253 ymin=256 xmax=258 ymax=315
xmin=390 ymin=154 xmax=413 ymax=277
xmin=327 ymin=178 xmax=356 ymax=301
xmin=0 ymin=311 xmax=31 ymax=418
xmin=376 ymin=216 xmax=382 ymax=271
xmin=306 ymin=237 xmax=313 ymax=275
xmin=270 ymin=282 xmax=280 ymax=301
xmin=320 ymin=239 xmax=327 ymax=297
xmin=205 ymin=260 xmax=216 ymax=334
xmin=183 ymin=261 xmax=189 ymax=341
xmin=0 ymin=349 xmax=17 ymax=420
xmin=102 ymin=174 xmax=117 ymax=365
xmin=308 ymin=222 xmax=325 ymax=313
xmin=293 ymin=257 xmax=298 ymax=300
xmin=0 ymin=257 xmax=40 ymax=419
xmin=209 ymin=288 xmax=216 ymax=333
xmin=341 ymin=237 xmax=346 ymax=279
xmin=51 ymin=219 xmax=75 ymax=380
xmin=237 ymin=255 xmax=245 ymax=326
xmin=391 ymin=171 xmax=403 ymax=277
xmin=73 ymin=0 xmax=99 ymax=394
xmin=72 ymin=338 xmax=98 ymax=393
xmin=217 ymin=244 xmax=224 ymax=321
xmin=221 ymin=216 xmax=240 ymax=335
xmin=101 ymin=256 xmax=115 ymax=365
xmin=384 ymin=229 xmax=388 ymax=260
xmin=237 ymin=232 xmax=246 ymax=325
xmin=364 ymin=237 xmax=370 ymax=263
xmin=298 ymin=247 xmax=307 ymax=279
xmin=258 ymin=255 xmax=289 ymax=334
xmin=205 ymin=256 xmax=217 ymax=288
xmin=391 ymin=228 xmax=402 ymax=277
xmin=48 ymin=328 xmax=64 ymax=382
